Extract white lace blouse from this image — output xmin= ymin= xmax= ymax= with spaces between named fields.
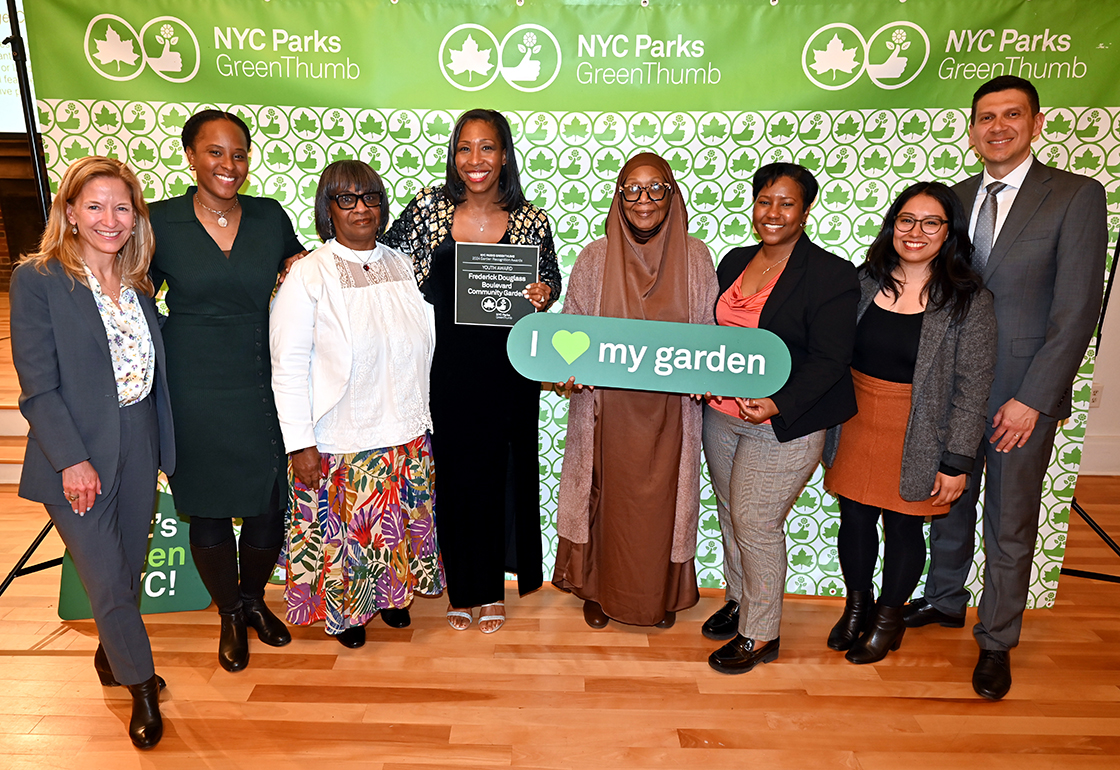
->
xmin=270 ymin=240 xmax=435 ymax=455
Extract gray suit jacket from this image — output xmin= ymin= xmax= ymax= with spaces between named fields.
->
xmin=825 ymin=272 xmax=997 ymax=501
xmin=954 ymin=158 xmax=1106 ymax=421
xmin=11 ymin=261 xmax=175 ymax=507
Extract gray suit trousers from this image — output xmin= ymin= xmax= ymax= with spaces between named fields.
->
xmin=47 ymin=397 xmax=160 ymax=686
xmin=924 ymin=418 xmax=1058 ymax=650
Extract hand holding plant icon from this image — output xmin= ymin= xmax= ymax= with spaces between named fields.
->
xmin=504 ymin=31 xmax=543 ymax=83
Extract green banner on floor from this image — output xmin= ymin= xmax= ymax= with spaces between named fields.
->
xmin=58 ymin=492 xmax=212 ymax=620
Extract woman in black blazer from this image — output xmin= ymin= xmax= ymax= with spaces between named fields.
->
xmin=701 ymin=163 xmax=859 ymax=674
xmin=823 ymin=182 xmax=995 ymax=664
xmin=11 ymin=157 xmax=175 ymax=748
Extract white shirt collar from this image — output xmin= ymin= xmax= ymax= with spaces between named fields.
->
xmin=981 ymin=153 xmax=1033 ymax=192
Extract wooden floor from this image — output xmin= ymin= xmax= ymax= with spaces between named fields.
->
xmin=0 ymin=478 xmax=1117 ymax=768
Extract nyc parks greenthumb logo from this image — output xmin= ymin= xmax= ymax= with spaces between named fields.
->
xmin=507 ymin=313 xmax=791 ymax=397
xmin=802 ymin=21 xmax=929 ymax=91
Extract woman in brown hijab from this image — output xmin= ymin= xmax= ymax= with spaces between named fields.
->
xmin=552 ymin=152 xmax=718 ymax=628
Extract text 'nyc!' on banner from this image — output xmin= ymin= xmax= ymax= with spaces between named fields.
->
xmin=23 ymin=0 xmax=1120 ymax=111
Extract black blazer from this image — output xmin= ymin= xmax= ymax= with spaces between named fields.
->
xmin=715 ymin=233 xmax=859 ymax=442
xmin=11 ymin=261 xmax=175 ymax=507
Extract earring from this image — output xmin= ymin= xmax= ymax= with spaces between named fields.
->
xmin=189 ymin=164 xmax=195 ymax=171
xmin=71 ymin=224 xmax=78 ymax=235
xmin=131 ymin=229 xmax=136 ymax=236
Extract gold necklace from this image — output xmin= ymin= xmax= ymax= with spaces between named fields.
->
xmin=761 ymin=254 xmax=790 ymax=276
xmin=195 ymin=194 xmax=239 ymax=227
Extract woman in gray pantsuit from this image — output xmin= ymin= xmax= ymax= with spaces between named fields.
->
xmin=11 ymin=157 xmax=175 ymax=749
xmin=702 ymin=163 xmax=859 ymax=674
xmin=823 ymin=182 xmax=995 ymax=664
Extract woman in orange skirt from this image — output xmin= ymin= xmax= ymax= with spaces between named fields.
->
xmin=823 ymin=182 xmax=996 ymax=663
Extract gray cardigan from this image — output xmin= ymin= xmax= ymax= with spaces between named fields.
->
xmin=823 ymin=271 xmax=997 ymax=501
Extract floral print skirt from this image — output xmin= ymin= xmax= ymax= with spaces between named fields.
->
xmin=284 ymin=433 xmax=444 ymax=635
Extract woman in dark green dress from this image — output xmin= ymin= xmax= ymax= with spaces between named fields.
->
xmin=149 ymin=110 xmax=306 ymax=672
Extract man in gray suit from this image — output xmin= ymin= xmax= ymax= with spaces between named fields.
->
xmin=902 ymin=76 xmax=1107 ymax=700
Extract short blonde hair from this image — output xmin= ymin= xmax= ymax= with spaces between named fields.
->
xmin=22 ymin=156 xmax=155 ymax=297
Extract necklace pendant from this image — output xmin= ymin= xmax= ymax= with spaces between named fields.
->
xmin=363 ymin=264 xmax=371 ymax=271
xmin=217 ymin=216 xmax=228 ymax=227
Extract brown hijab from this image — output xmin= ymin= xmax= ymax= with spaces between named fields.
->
xmin=600 ymin=152 xmax=691 ymax=323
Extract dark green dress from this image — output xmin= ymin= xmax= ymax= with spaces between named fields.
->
xmin=149 ymin=189 xmax=304 ymax=518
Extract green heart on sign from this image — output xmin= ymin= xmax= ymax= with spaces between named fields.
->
xmin=552 ymin=330 xmax=591 ymax=364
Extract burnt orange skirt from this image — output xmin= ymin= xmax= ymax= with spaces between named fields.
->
xmin=824 ymin=369 xmax=941 ymax=517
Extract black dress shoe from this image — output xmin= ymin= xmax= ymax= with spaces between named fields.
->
xmin=94 ymin=644 xmax=166 ymax=690
xmin=708 ymin=634 xmax=780 ymax=674
xmin=242 ymin=596 xmax=292 ymax=647
xmin=973 ymin=649 xmax=1012 ymax=700
xmin=702 ymin=601 xmax=740 ymax=641
xmin=901 ymin=598 xmax=965 ymax=628
xmin=827 ymin=590 xmax=874 ymax=651
xmin=583 ymin=600 xmax=609 ymax=629
xmin=655 ymin=611 xmax=676 ymax=629
xmin=381 ymin=608 xmax=411 ymax=628
xmin=334 ymin=625 xmax=366 ymax=648
xmin=126 ymin=675 xmax=163 ymax=749
xmin=845 ymin=603 xmax=905 ymax=664
xmin=218 ymin=609 xmax=249 ymax=672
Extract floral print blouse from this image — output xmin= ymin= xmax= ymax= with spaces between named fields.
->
xmin=84 ymin=268 xmax=155 ymax=407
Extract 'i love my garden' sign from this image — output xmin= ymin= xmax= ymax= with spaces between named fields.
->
xmin=507 ymin=313 xmax=791 ymax=397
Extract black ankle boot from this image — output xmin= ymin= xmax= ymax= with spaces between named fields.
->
xmin=190 ymin=540 xmax=249 ymax=671
xmin=95 ymin=644 xmax=165 ymax=689
xmin=216 ymin=609 xmax=249 ymax=672
xmin=238 ymin=543 xmax=291 ymax=647
xmin=126 ymin=675 xmax=163 ymax=749
xmin=827 ymin=590 xmax=874 ymax=651
xmin=845 ymin=603 xmax=905 ymax=664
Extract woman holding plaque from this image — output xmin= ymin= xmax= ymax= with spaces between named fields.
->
xmin=701 ymin=163 xmax=859 ymax=674
xmin=11 ymin=156 xmax=174 ymax=748
xmin=822 ymin=182 xmax=995 ymax=664
xmin=381 ymin=109 xmax=560 ymax=633
xmin=149 ymin=109 xmax=307 ymax=672
xmin=552 ymin=152 xmax=719 ymax=628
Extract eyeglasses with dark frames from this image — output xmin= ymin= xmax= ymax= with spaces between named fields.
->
xmin=894 ymin=215 xmax=948 ymax=235
xmin=329 ymin=192 xmax=382 ymax=210
xmin=618 ymin=182 xmax=672 ymax=202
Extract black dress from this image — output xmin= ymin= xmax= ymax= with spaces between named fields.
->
xmin=382 ymin=187 xmax=561 ymax=607
xmin=149 ymin=190 xmax=304 ymax=518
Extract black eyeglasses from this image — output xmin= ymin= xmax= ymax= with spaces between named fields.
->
xmin=895 ymin=215 xmax=947 ymax=235
xmin=329 ymin=192 xmax=381 ymax=210
xmin=618 ymin=182 xmax=671 ymax=202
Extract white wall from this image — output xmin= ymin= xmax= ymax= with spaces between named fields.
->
xmin=1081 ymin=287 xmax=1120 ymax=475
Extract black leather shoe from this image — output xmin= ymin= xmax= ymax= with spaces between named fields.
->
xmin=583 ymin=600 xmax=609 ymax=629
xmin=218 ymin=609 xmax=249 ymax=672
xmin=126 ymin=675 xmax=163 ymax=749
xmin=242 ymin=596 xmax=292 ymax=647
xmin=94 ymin=644 xmax=166 ymax=690
xmin=702 ymin=601 xmax=739 ymax=641
xmin=708 ymin=634 xmax=780 ymax=674
xmin=655 ymin=611 xmax=676 ymax=629
xmin=381 ymin=608 xmax=411 ymax=628
xmin=973 ymin=649 xmax=1012 ymax=700
xmin=827 ymin=591 xmax=874 ymax=651
xmin=845 ymin=603 xmax=905 ymax=664
xmin=901 ymin=598 xmax=965 ymax=628
xmin=334 ymin=625 xmax=366 ymax=648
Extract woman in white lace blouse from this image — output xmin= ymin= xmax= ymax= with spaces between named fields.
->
xmin=270 ymin=161 xmax=445 ymax=648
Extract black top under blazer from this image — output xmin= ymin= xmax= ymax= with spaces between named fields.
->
xmin=715 ymin=233 xmax=859 ymax=442
xmin=823 ymin=271 xmax=998 ymax=501
xmin=11 ymin=261 xmax=175 ymax=508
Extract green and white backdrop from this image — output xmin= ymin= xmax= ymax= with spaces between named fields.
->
xmin=25 ymin=0 xmax=1120 ymax=612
